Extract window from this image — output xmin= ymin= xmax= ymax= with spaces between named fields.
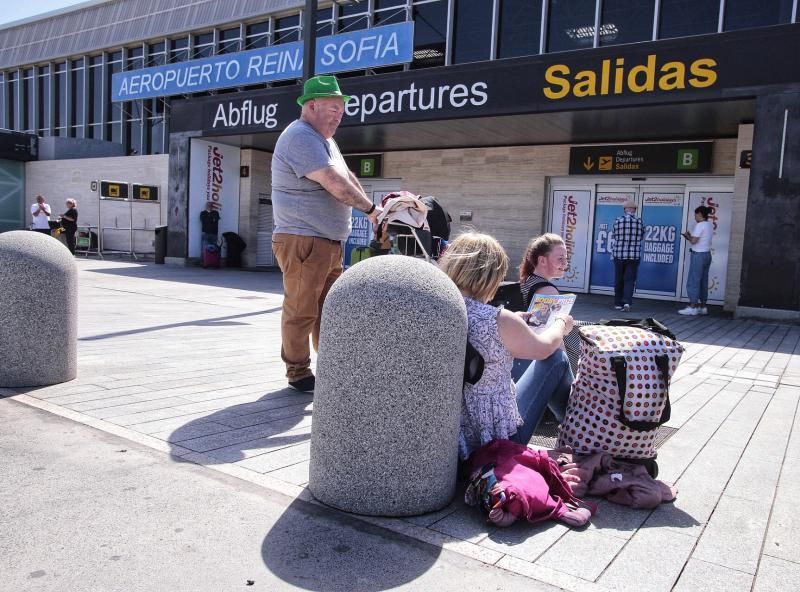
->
xmin=170 ymin=37 xmax=189 ymax=62
xmin=0 ymin=73 xmax=5 ymax=129
xmin=71 ymin=58 xmax=85 ymax=134
xmin=274 ymin=15 xmax=300 ymax=44
xmin=88 ymin=60 xmax=102 ymax=125
xmin=659 ymin=0 xmax=719 ymax=39
xmin=22 ymin=68 xmax=35 ymax=132
xmin=245 ymin=21 xmax=270 ymax=49
xmin=219 ymin=27 xmax=241 ymax=54
xmin=599 ymin=0 xmax=654 ymax=46
xmin=338 ymin=1 xmax=369 ymax=32
xmin=376 ymin=0 xmax=407 ymax=25
xmin=37 ymin=66 xmax=50 ymax=134
xmin=147 ymin=42 xmax=166 ymax=66
xmin=452 ymin=0 xmax=493 ymax=64
xmin=7 ymin=71 xmax=17 ymax=130
xmin=317 ymin=6 xmax=334 ymax=37
xmin=498 ymin=0 xmax=542 ymax=59
xmin=106 ymin=54 xmax=123 ymax=141
xmin=723 ymin=0 xmax=794 ymax=31
xmin=547 ymin=0 xmax=596 ymax=52
xmin=411 ymin=0 xmax=446 ymax=68
xmin=193 ymin=32 xmax=214 ymax=58
xmin=54 ymin=63 xmax=67 ymax=134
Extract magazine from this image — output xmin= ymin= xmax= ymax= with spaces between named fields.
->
xmin=526 ymin=293 xmax=576 ymax=332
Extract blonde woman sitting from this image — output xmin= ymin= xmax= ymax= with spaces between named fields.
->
xmin=439 ymin=232 xmax=573 ymax=460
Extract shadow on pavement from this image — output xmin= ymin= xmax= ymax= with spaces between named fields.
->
xmin=167 ymin=388 xmax=312 ymax=465
xmin=85 ymin=261 xmax=286 ymax=294
xmin=261 ymin=499 xmax=440 ymax=591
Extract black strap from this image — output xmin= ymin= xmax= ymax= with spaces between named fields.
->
xmin=464 ymin=341 xmax=485 ymax=385
xmin=613 ymin=353 xmax=672 ymax=432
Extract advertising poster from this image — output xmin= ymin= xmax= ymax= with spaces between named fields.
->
xmin=589 ymin=191 xmax=633 ymax=292
xmin=549 ymin=189 xmax=592 ymax=292
xmin=680 ymin=191 xmax=733 ymax=304
xmin=637 ymin=192 xmax=684 ymax=295
xmin=188 ymin=139 xmax=241 ymax=258
xmin=343 ymin=210 xmax=373 ymax=269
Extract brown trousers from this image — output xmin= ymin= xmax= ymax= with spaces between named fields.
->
xmin=272 ymin=233 xmax=343 ymax=381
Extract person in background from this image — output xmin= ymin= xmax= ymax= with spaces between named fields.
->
xmin=610 ymin=200 xmax=644 ymax=312
xmin=60 ymin=199 xmax=79 ymax=255
xmin=200 ymin=201 xmax=220 ymax=253
xmin=679 ymin=205 xmax=713 ymax=316
xmin=271 ymin=75 xmax=382 ymax=393
xmin=30 ymin=195 xmax=52 ymax=235
xmin=515 ymin=233 xmax=576 ymax=433
xmin=438 ymin=232 xmax=573 ymax=461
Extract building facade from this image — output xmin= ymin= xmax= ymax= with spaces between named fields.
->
xmin=1 ymin=0 xmax=798 ymax=318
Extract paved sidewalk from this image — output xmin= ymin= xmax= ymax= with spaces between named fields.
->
xmin=5 ymin=259 xmax=800 ymax=591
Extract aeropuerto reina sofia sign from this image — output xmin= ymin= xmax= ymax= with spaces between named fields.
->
xmin=112 ymin=22 xmax=414 ymax=102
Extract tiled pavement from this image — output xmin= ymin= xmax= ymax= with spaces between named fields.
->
xmin=4 ymin=259 xmax=800 ymax=591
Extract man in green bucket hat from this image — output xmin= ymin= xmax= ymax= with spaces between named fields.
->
xmin=271 ymin=75 xmax=382 ymax=393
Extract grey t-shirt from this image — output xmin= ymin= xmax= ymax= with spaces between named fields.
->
xmin=271 ymin=119 xmax=352 ymax=241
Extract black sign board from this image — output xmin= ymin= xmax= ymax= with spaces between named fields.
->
xmin=132 ymin=184 xmax=159 ymax=201
xmin=344 ymin=154 xmax=383 ymax=178
xmin=0 ymin=130 xmax=38 ymax=161
xmin=739 ymin=150 xmax=752 ymax=169
xmin=569 ymin=142 xmax=712 ymax=175
xmin=100 ymin=180 xmax=129 ymax=200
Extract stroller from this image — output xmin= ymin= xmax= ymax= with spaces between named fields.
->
xmin=370 ymin=192 xmax=451 ymax=262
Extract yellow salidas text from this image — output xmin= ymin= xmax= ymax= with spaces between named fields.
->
xmin=543 ymin=55 xmax=717 ymax=100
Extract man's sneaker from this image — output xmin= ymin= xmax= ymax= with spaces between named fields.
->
xmin=289 ymin=375 xmax=315 ymax=393
xmin=622 ymin=304 xmax=631 ymax=312
xmin=698 ymin=307 xmax=709 ymax=315
xmin=678 ymin=306 xmax=699 ymax=316
xmin=614 ymin=305 xmax=623 ymax=311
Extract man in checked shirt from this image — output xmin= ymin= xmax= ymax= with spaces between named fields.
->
xmin=610 ymin=200 xmax=644 ymax=312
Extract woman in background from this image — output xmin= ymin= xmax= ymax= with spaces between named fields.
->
xmin=679 ymin=205 xmax=713 ymax=316
xmin=439 ymin=232 xmax=573 ymax=460
xmin=60 ymin=198 xmax=79 ymax=255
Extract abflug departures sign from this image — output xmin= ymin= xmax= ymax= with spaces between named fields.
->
xmin=170 ymin=24 xmax=800 ymax=136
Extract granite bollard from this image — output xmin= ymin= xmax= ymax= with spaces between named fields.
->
xmin=0 ymin=231 xmax=77 ymax=387
xmin=309 ymin=255 xmax=468 ymax=516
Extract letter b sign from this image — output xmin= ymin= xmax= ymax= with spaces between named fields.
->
xmin=360 ymin=158 xmax=376 ymax=177
xmin=677 ymin=148 xmax=699 ymax=170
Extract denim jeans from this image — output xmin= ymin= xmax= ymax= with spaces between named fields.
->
xmin=201 ymin=232 xmax=218 ymax=252
xmin=613 ymin=259 xmax=640 ymax=307
xmin=686 ymin=250 xmax=712 ymax=305
xmin=510 ymin=348 xmax=573 ymax=447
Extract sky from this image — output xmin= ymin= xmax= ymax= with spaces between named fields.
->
xmin=0 ymin=0 xmax=91 ymax=27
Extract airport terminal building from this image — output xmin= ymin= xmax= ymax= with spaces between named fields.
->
xmin=0 ymin=0 xmax=798 ymax=319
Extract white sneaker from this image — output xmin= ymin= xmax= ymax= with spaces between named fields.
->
xmin=698 ymin=307 xmax=709 ymax=315
xmin=678 ymin=306 xmax=699 ymax=316
xmin=622 ymin=304 xmax=631 ymax=312
xmin=614 ymin=305 xmax=623 ymax=311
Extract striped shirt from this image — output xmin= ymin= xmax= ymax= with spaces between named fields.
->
xmin=611 ymin=213 xmax=644 ymax=260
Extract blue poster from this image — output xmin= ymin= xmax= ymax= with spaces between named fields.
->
xmin=589 ymin=193 xmax=632 ymax=291
xmin=637 ymin=193 xmax=684 ymax=294
xmin=343 ymin=210 xmax=373 ymax=269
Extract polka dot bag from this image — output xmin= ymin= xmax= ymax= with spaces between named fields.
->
xmin=557 ymin=319 xmax=683 ymax=460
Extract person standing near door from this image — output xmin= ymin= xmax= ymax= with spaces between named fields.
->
xmin=199 ymin=201 xmax=220 ymax=253
xmin=678 ymin=205 xmax=713 ymax=316
xmin=610 ymin=200 xmax=644 ymax=312
xmin=30 ymin=195 xmax=52 ymax=235
xmin=271 ymin=74 xmax=382 ymax=393
xmin=60 ymin=198 xmax=79 ymax=254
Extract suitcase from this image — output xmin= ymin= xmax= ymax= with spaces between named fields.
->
xmin=557 ymin=319 xmax=683 ymax=464
xmin=202 ymin=244 xmax=220 ymax=268
xmin=349 ymin=246 xmax=371 ymax=267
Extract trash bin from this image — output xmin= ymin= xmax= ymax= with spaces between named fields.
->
xmin=154 ymin=225 xmax=167 ymax=264
xmin=222 ymin=231 xmax=246 ymax=268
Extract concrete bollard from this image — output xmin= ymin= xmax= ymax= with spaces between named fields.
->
xmin=0 ymin=231 xmax=77 ymax=387
xmin=309 ymin=255 xmax=468 ymax=516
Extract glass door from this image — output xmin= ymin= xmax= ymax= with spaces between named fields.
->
xmin=589 ymin=185 xmax=638 ymax=294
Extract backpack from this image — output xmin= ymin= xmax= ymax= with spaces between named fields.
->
xmin=420 ymin=195 xmax=452 ymax=240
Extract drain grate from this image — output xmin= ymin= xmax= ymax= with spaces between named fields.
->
xmin=530 ymin=422 xmax=679 ymax=450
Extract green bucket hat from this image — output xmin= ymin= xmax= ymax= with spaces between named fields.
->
xmin=297 ymin=75 xmax=351 ymax=106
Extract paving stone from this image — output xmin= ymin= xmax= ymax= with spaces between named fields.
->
xmin=85 ymin=396 xmax=194 ymax=419
xmin=201 ymin=425 xmax=312 ymax=463
xmin=754 ymin=555 xmax=800 ymax=592
xmin=724 ymin=456 xmax=782 ymax=502
xmin=480 ymin=520 xmax=570 ymax=562
xmin=235 ymin=441 xmax=311 ymax=473
xmin=673 ymin=558 xmax=753 ymax=591
xmin=763 ymin=462 xmax=800 ymax=565
xmin=151 ymin=421 xmax=234 ymax=443
xmin=536 ymin=529 xmax=626 ymax=581
xmin=597 ymin=527 xmax=696 ymax=592
xmin=692 ymin=495 xmax=769 ymax=574
xmin=585 ymin=499 xmax=652 ymax=540
xmin=426 ymin=503 xmax=492 ymax=545
xmin=266 ymin=460 xmax=311 ymax=486
xmin=402 ymin=499 xmax=461 ymax=528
